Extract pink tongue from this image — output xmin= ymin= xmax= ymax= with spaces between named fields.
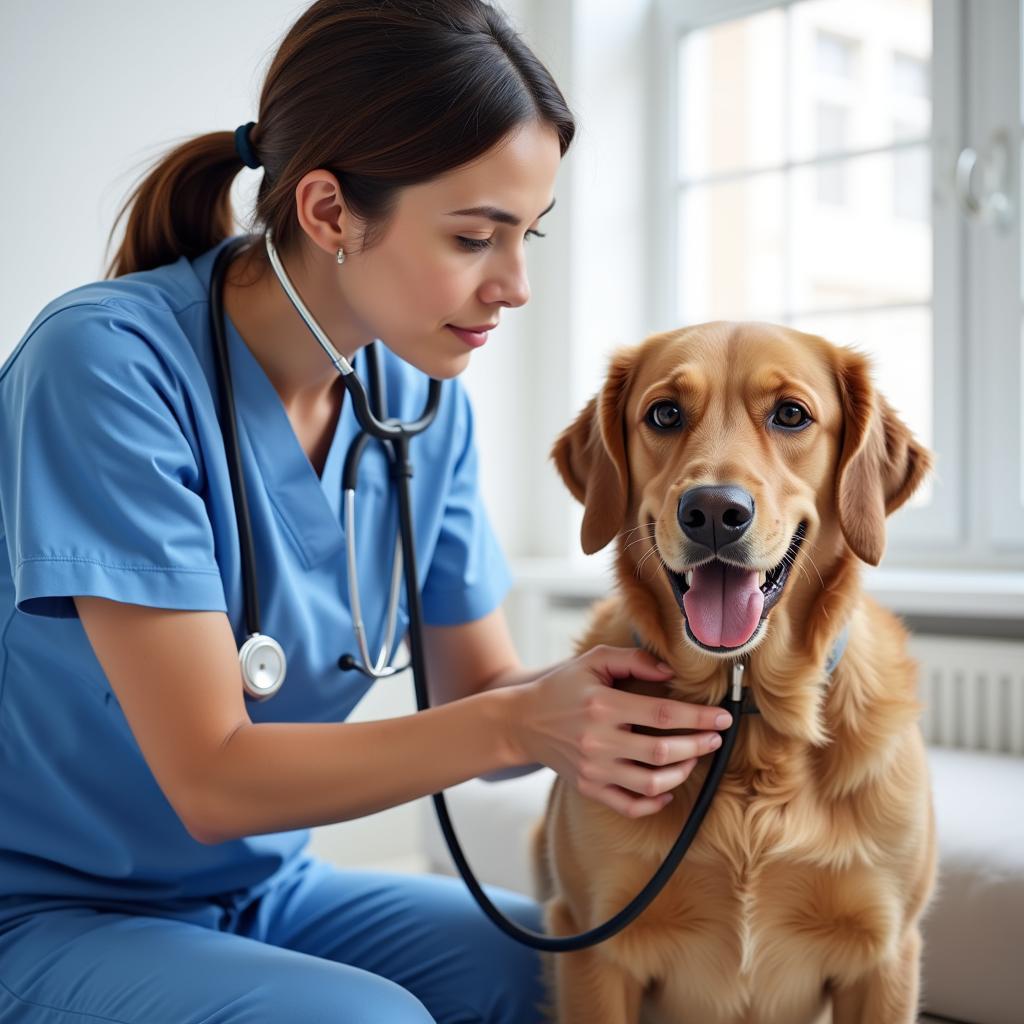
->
xmin=682 ymin=562 xmax=765 ymax=648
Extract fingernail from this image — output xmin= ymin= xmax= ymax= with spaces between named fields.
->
xmin=708 ymin=734 xmax=722 ymax=750
xmin=715 ymin=713 xmax=733 ymax=728
xmin=658 ymin=662 xmax=673 ymax=672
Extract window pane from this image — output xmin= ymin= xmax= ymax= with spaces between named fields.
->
xmin=893 ymin=51 xmax=929 ymax=98
xmin=790 ymin=149 xmax=932 ymax=312
xmin=678 ymin=173 xmax=785 ymax=323
xmin=789 ymin=0 xmax=932 ymax=161
xmin=816 ymin=30 xmax=859 ymax=79
xmin=679 ymin=9 xmax=785 ymax=179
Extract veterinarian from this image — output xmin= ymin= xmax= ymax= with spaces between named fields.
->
xmin=0 ymin=2 xmax=732 ymax=1021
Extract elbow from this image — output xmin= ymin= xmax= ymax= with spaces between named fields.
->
xmin=175 ymin=774 xmax=240 ymax=846
xmin=178 ymin=793 xmax=235 ymax=845
xmin=185 ymin=815 xmax=233 ymax=846
xmin=180 ymin=723 xmax=252 ymax=845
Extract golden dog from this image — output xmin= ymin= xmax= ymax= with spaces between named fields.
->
xmin=532 ymin=322 xmax=937 ymax=1024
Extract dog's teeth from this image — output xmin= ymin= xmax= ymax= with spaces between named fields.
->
xmin=758 ymin=570 xmax=768 ymax=588
xmin=685 ymin=571 xmax=693 ymax=587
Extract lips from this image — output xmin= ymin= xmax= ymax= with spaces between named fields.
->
xmin=446 ymin=324 xmax=495 ymax=349
xmin=663 ymin=522 xmax=807 ymax=654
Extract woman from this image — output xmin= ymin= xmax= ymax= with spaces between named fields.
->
xmin=0 ymin=2 xmax=732 ymax=1021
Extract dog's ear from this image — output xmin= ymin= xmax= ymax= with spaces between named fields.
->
xmin=834 ymin=348 xmax=933 ymax=565
xmin=551 ymin=349 xmax=635 ymax=554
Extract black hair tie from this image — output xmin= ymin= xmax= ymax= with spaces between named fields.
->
xmin=234 ymin=122 xmax=261 ymax=169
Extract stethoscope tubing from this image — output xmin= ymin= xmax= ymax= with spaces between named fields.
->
xmin=391 ymin=406 xmax=748 ymax=950
xmin=210 ymin=231 xmax=745 ymax=952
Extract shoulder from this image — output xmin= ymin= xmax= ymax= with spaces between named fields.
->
xmin=1 ymin=260 xmax=209 ymax=404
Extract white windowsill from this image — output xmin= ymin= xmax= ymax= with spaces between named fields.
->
xmin=509 ymin=556 xmax=1024 ymax=622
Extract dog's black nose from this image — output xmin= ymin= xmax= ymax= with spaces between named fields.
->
xmin=677 ymin=485 xmax=755 ymax=552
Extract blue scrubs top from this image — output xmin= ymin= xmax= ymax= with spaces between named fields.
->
xmin=0 ymin=236 xmax=512 ymax=912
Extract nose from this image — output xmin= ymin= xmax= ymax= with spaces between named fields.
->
xmin=677 ymin=485 xmax=755 ymax=553
xmin=480 ymin=248 xmax=531 ymax=309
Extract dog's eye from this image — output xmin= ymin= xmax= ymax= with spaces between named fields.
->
xmin=646 ymin=401 xmax=684 ymax=431
xmin=772 ymin=402 xmax=812 ymax=429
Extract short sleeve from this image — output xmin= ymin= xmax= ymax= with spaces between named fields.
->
xmin=0 ymin=303 xmax=226 ymax=619
xmin=420 ymin=384 xmax=512 ymax=627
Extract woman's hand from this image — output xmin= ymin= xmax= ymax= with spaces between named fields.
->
xmin=506 ymin=645 xmax=732 ymax=818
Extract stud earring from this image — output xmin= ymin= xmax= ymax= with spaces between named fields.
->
xmin=337 ymin=246 xmax=346 ymax=266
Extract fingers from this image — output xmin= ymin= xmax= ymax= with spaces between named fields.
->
xmin=620 ymin=728 xmax=723 ymax=766
xmin=578 ymin=763 xmax=698 ymax=819
xmin=576 ymin=732 xmax=720 ymax=817
xmin=581 ymin=646 xmax=734 ymax=732
xmin=582 ymin=644 xmax=676 ymax=684
xmin=618 ymin=689 xmax=734 ymax=733
xmin=606 ymin=758 xmax=700 ymax=799
xmin=580 ymin=783 xmax=681 ymax=819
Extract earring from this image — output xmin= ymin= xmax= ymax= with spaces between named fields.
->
xmin=336 ymin=246 xmax=346 ymax=266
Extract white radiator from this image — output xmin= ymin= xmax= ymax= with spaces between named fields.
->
xmin=910 ymin=636 xmax=1024 ymax=756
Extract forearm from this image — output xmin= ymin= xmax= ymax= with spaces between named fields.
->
xmin=190 ymin=685 xmax=522 ymax=843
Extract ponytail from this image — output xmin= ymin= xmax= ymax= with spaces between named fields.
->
xmin=104 ymin=131 xmax=252 ymax=278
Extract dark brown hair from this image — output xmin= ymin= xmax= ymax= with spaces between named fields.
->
xmin=104 ymin=0 xmax=575 ymax=279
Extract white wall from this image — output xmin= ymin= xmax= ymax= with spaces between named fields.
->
xmin=1 ymin=0 xmax=655 ymax=565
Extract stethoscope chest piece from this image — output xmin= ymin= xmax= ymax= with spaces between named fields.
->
xmin=239 ymin=633 xmax=287 ymax=701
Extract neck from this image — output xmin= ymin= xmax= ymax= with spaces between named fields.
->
xmin=622 ymin=546 xmax=862 ymax=745
xmin=220 ymin=238 xmax=369 ymax=409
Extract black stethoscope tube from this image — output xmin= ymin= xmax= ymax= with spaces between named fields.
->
xmin=393 ymin=422 xmax=748 ymax=951
xmin=209 ymin=233 xmax=745 ymax=952
xmin=209 ymin=241 xmax=263 ymax=639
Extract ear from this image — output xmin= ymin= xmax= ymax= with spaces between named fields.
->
xmin=550 ymin=349 xmax=635 ymax=554
xmin=834 ymin=348 xmax=933 ymax=565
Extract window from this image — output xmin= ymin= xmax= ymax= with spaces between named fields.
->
xmin=652 ymin=0 xmax=1024 ymax=568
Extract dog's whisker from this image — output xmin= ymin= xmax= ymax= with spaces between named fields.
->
xmin=793 ymin=547 xmax=825 ymax=590
xmin=624 ymin=530 xmax=656 ymax=553
xmin=635 ymin=541 xmax=662 ymax=578
xmin=635 ymin=548 xmax=657 ymax=576
xmin=621 ymin=522 xmax=656 ymax=541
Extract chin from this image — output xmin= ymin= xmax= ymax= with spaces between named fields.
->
xmin=378 ymin=332 xmax=473 ymax=381
xmin=408 ymin=349 xmax=473 ymax=381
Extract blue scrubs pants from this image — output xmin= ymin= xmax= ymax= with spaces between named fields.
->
xmin=0 ymin=856 xmax=548 ymax=1023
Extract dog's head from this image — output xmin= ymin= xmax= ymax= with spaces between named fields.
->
xmin=552 ymin=322 xmax=932 ymax=660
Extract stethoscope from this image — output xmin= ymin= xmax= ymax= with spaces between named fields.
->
xmin=207 ymin=231 xmax=748 ymax=952
xmin=208 ymin=232 xmax=441 ymax=699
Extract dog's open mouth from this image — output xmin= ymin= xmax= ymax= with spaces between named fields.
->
xmin=663 ymin=522 xmax=807 ymax=654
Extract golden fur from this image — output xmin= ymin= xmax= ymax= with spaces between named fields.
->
xmin=531 ymin=323 xmax=938 ymax=1024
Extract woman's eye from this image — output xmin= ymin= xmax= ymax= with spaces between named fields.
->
xmin=772 ymin=402 xmax=812 ymax=429
xmin=646 ymin=401 xmax=683 ymax=431
xmin=456 ymin=229 xmax=545 ymax=253
xmin=457 ymin=236 xmax=492 ymax=252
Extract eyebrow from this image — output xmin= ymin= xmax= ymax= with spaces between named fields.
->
xmin=446 ymin=197 xmax=556 ymax=227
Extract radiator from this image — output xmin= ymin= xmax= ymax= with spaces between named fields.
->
xmin=910 ymin=636 xmax=1024 ymax=756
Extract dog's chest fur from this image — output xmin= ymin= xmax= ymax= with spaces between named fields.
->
xmin=547 ymin=764 xmax=901 ymax=1024
xmin=543 ymin=671 xmax=912 ymax=1023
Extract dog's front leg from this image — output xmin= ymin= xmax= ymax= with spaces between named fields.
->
xmin=544 ymin=898 xmax=644 ymax=1024
xmin=830 ymin=927 xmax=923 ymax=1024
